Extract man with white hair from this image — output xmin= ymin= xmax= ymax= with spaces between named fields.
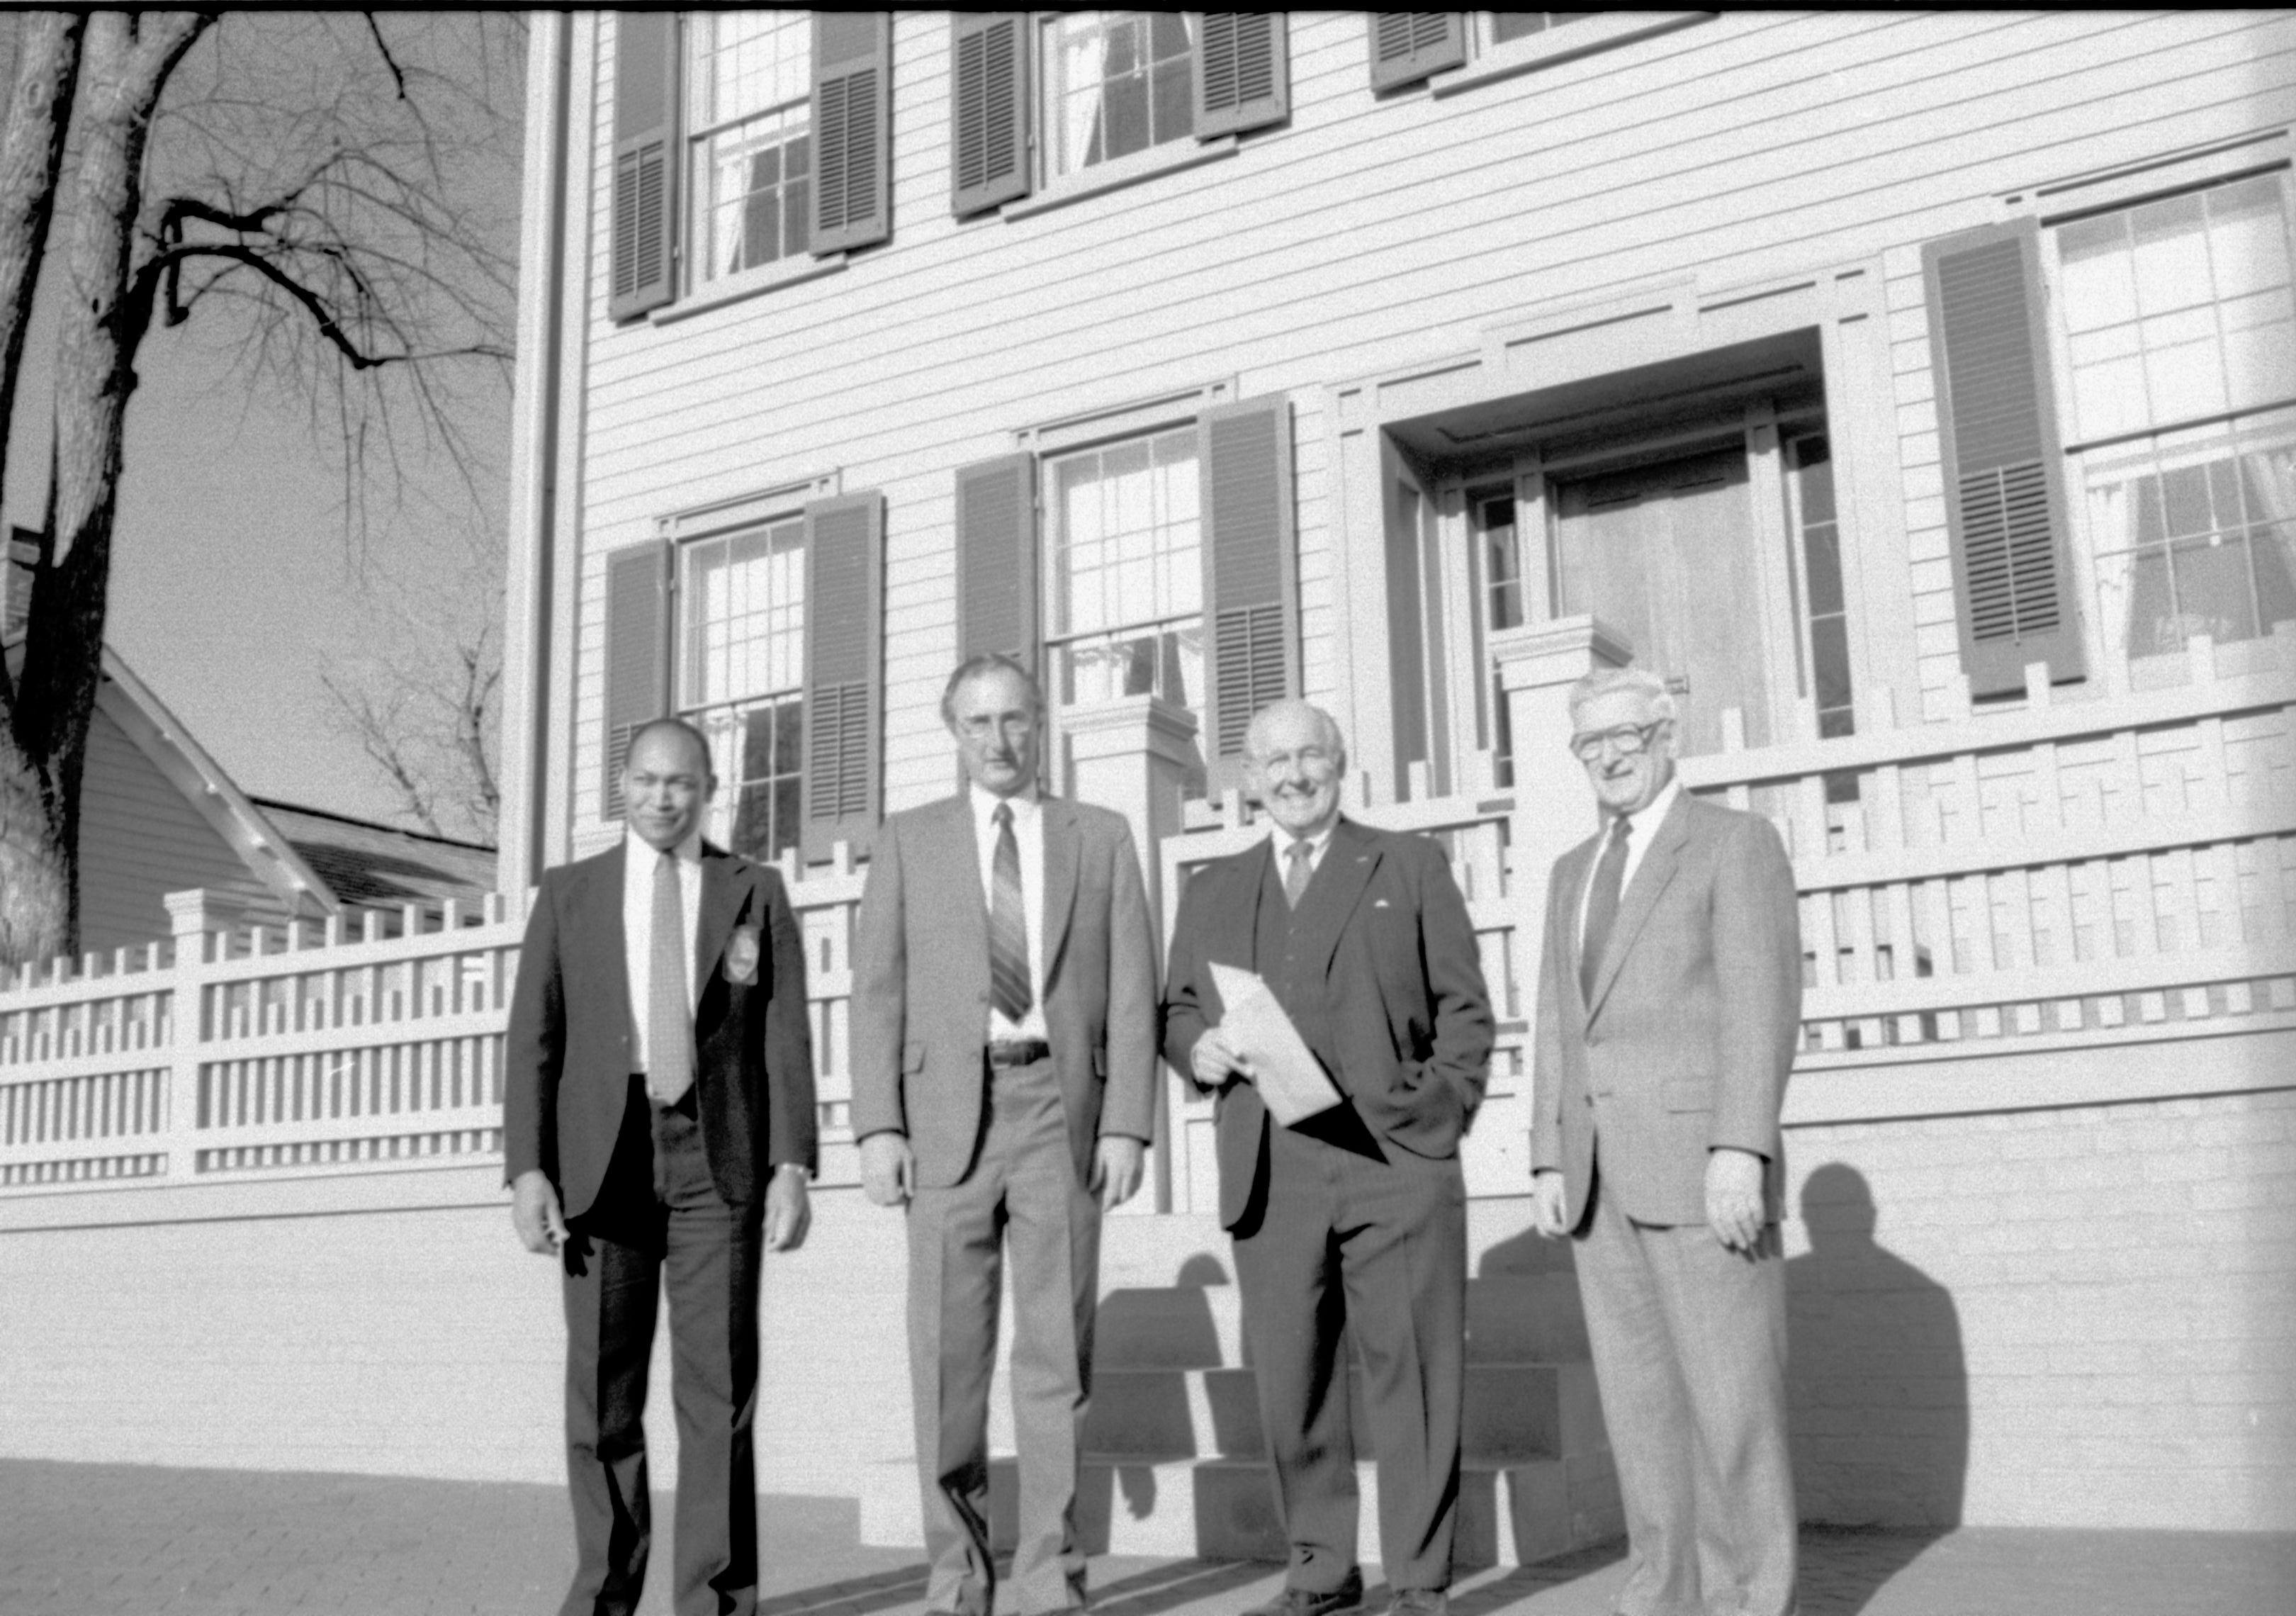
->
xmin=1529 ymin=666 xmax=1803 ymax=1616
xmin=1164 ymin=700 xmax=1492 ymax=1616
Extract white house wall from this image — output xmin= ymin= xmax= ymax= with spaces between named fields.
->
xmin=548 ymin=11 xmax=2294 ymax=853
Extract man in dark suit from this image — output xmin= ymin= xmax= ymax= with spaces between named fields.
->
xmin=1162 ymin=700 xmax=1493 ymax=1616
xmin=1529 ymin=666 xmax=1802 ymax=1616
xmin=506 ymin=717 xmax=817 ymax=1616
xmin=850 ymin=653 xmax=1158 ymax=1616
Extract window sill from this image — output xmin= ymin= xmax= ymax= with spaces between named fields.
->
xmin=1002 ymin=135 xmax=1239 ymax=222
xmin=1429 ymin=12 xmax=1712 ymax=99
xmin=650 ymin=251 xmax=849 ymax=327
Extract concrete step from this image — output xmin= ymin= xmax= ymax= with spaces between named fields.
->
xmin=857 ymin=1447 xmax=1624 ymax=1566
xmin=1085 ymin=1360 xmax=1607 ymax=1466
xmin=1094 ymin=1275 xmax=1587 ymax=1373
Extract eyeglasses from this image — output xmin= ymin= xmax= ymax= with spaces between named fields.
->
xmin=1568 ymin=721 xmax=1665 ymax=761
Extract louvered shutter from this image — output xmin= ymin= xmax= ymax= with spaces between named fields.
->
xmin=1922 ymin=220 xmax=2085 ymax=696
xmin=601 ymin=542 xmax=672 ymax=819
xmin=950 ymin=12 xmax=1030 ymax=216
xmin=1367 ymin=13 xmax=1465 ymax=91
xmin=609 ymin=11 xmax=677 ymax=321
xmin=954 ymin=454 xmax=1040 ymax=668
xmin=801 ymin=493 xmax=884 ymax=858
xmin=813 ymin=11 xmax=892 ymax=255
xmin=1200 ymin=396 xmax=1298 ymax=789
xmin=1196 ymin=13 xmax=1289 ymax=138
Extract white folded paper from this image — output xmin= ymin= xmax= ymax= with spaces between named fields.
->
xmin=1208 ymin=962 xmax=1344 ymax=1127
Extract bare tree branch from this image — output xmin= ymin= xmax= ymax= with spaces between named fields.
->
xmin=362 ymin=13 xmax=407 ymax=101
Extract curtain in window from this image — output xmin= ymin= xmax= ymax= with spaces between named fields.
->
xmin=1060 ymin=23 xmax=1109 ymax=172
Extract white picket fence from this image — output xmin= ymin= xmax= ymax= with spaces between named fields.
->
xmin=4 ymin=646 xmax=2292 ymax=1208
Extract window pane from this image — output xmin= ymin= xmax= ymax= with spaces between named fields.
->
xmin=2080 ymin=409 xmax=2296 ymax=661
xmin=703 ymin=695 xmax=804 ymax=863
xmin=1491 ymin=13 xmax=1592 ymax=45
xmin=1042 ymin=12 xmax=1197 ymax=178
xmin=681 ymin=520 xmax=805 ymax=708
xmin=690 ymin=11 xmax=809 ymax=130
xmin=2054 ymin=176 xmax=2296 ymax=442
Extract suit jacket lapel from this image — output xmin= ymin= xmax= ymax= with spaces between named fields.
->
xmin=938 ymin=795 xmax=989 ymax=957
xmin=1294 ymin=817 xmax=1382 ymax=981
xmin=583 ymin=841 xmax=636 ymax=1051
xmin=1038 ymin=797 xmax=1080 ymax=994
xmin=694 ymin=845 xmax=746 ymax=988
xmin=1586 ymin=792 xmax=1692 ymax=1023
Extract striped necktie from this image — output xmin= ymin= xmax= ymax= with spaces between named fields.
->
xmin=1283 ymin=840 xmax=1313 ymax=907
xmin=1580 ymin=815 xmax=1633 ymax=1006
xmin=988 ymin=802 xmax=1032 ymax=1021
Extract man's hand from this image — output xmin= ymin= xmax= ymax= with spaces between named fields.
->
xmin=1530 ymin=1169 xmax=1571 ymax=1239
xmin=512 ymin=1169 xmax=568 ymax=1255
xmin=1090 ymin=1136 xmax=1145 ymax=1210
xmin=765 ymin=1165 xmax=811 ymax=1252
xmin=859 ymin=1131 xmax=914 ymax=1208
xmin=1189 ymin=1026 xmax=1253 ymax=1091
xmin=1706 ymin=1148 xmax=1767 ymax=1253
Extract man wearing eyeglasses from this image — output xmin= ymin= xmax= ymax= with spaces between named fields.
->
xmin=1529 ymin=665 xmax=1803 ymax=1616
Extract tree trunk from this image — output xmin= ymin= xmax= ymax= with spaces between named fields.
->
xmin=0 ymin=12 xmax=85 ymax=967
xmin=2 ymin=11 xmax=208 ymax=966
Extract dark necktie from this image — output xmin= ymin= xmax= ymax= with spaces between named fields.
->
xmin=1283 ymin=840 xmax=1313 ymax=908
xmin=647 ymin=850 xmax=693 ymax=1106
xmin=1580 ymin=815 xmax=1633 ymax=1006
xmin=989 ymin=802 xmax=1032 ymax=1021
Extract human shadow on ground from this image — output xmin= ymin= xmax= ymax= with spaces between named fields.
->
xmin=1785 ymin=1162 xmax=1966 ymax=1614
xmin=757 ymin=1554 xmax=1273 ymax=1616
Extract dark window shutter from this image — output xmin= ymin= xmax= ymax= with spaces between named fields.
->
xmin=950 ymin=12 xmax=1030 ymax=216
xmin=1197 ymin=13 xmax=1289 ymax=139
xmin=801 ymin=493 xmax=884 ymax=858
xmin=1367 ymin=13 xmax=1465 ymax=91
xmin=609 ymin=11 xmax=677 ymax=321
xmin=813 ymin=11 xmax=892 ymax=255
xmin=1922 ymin=220 xmax=2085 ymax=696
xmin=1200 ymin=396 xmax=1298 ymax=787
xmin=954 ymin=454 xmax=1040 ymax=668
xmin=602 ymin=542 xmax=672 ymax=819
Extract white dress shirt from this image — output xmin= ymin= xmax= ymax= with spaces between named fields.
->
xmin=623 ymin=826 xmax=704 ymax=1072
xmin=1268 ymin=819 xmax=1338 ymax=884
xmin=972 ymin=784 xmax=1049 ymax=1043
xmin=1576 ymin=774 xmax=1682 ymax=960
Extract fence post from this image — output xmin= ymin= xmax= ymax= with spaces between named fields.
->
xmin=160 ymin=890 xmax=247 ymax=1184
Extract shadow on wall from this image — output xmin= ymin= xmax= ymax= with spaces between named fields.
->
xmin=1789 ymin=1162 xmax=1969 ymax=1532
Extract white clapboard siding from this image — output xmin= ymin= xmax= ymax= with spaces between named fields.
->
xmin=556 ymin=9 xmax=2296 ymax=840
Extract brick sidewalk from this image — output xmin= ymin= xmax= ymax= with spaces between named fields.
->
xmin=0 ymin=1461 xmax=2287 ymax=1616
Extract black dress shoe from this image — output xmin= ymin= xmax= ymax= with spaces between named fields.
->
xmin=1243 ymin=1570 xmax=1365 ymax=1616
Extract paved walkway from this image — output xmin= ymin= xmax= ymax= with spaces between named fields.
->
xmin=1 ymin=1461 xmax=2288 ymax=1616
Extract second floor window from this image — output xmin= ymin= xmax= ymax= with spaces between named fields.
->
xmin=1045 ymin=427 xmax=1205 ymax=713
xmin=1041 ymin=11 xmax=1198 ymax=178
xmin=686 ymin=12 xmax=811 ymax=286
xmin=681 ymin=520 xmax=806 ymax=861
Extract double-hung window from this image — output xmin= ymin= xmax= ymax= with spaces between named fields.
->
xmin=1040 ymin=12 xmax=1199 ymax=178
xmin=680 ymin=520 xmax=808 ymax=861
xmin=948 ymin=13 xmax=1288 ymax=217
xmin=951 ymin=397 xmax=1297 ymax=793
xmin=2054 ymin=176 xmax=2296 ymax=678
xmin=1044 ymin=428 xmax=1205 ymax=714
xmin=685 ymin=13 xmax=812 ymax=286
xmin=1366 ymin=11 xmax=1704 ymax=93
xmin=607 ymin=11 xmax=891 ymax=322
xmin=598 ymin=493 xmax=885 ymax=860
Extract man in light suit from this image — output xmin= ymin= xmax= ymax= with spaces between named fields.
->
xmin=850 ymin=653 xmax=1158 ymax=1616
xmin=1529 ymin=666 xmax=1803 ymax=1616
xmin=1162 ymin=700 xmax=1492 ymax=1616
xmin=506 ymin=717 xmax=818 ymax=1616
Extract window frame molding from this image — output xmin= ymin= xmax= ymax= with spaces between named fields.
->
xmin=653 ymin=471 xmax=843 ymax=544
xmin=1003 ymin=130 xmax=1239 ymax=221
xmin=1424 ymin=11 xmax=1712 ymax=100
xmin=1012 ymin=376 xmax=1237 ymax=456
